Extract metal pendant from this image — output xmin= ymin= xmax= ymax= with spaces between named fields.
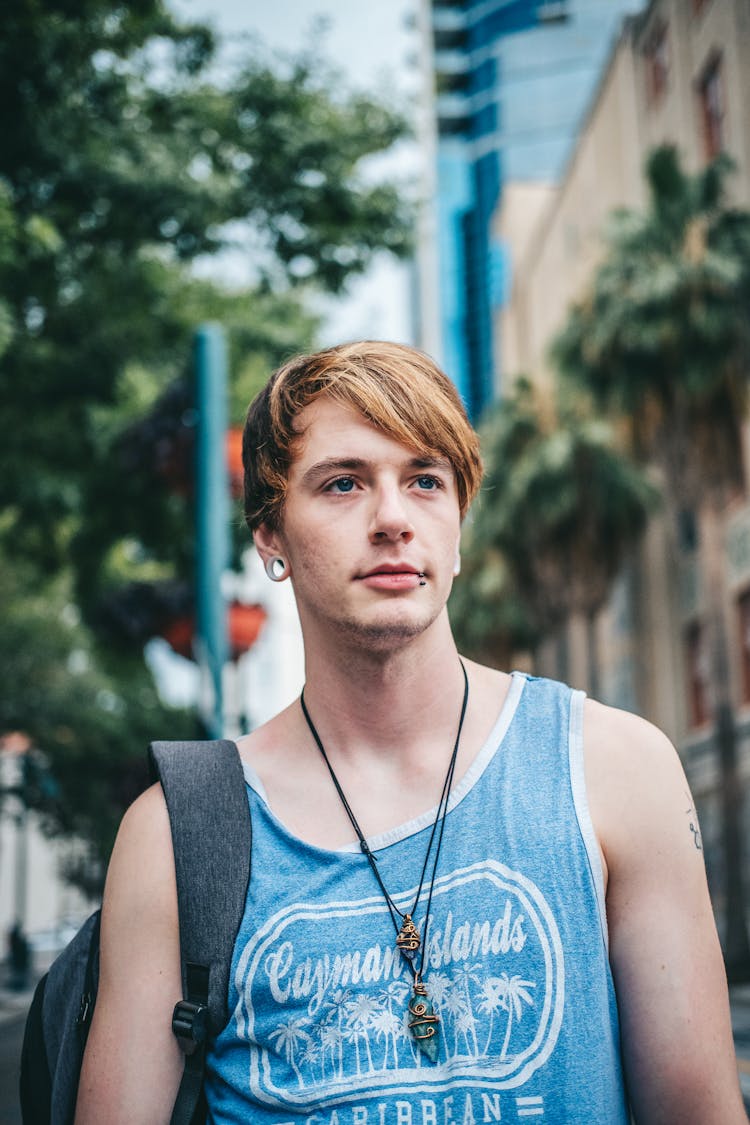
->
xmin=407 ymin=979 xmax=439 ymax=1061
xmin=396 ymin=913 xmax=421 ymax=957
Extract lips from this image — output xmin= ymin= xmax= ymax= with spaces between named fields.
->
xmin=359 ymin=563 xmax=422 ymax=578
xmin=357 ymin=563 xmax=425 ymax=590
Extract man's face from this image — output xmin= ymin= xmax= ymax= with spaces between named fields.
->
xmin=259 ymin=396 xmax=462 ymax=652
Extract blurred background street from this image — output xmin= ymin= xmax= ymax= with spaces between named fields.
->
xmin=4 ymin=0 xmax=750 ymax=1117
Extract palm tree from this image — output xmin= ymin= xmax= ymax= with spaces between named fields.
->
xmin=498 ymin=974 xmax=535 ymax=1060
xmin=318 ymin=1020 xmax=342 ymax=1081
xmin=451 ymin=962 xmax=482 ymax=1056
xmin=319 ymin=987 xmax=352 ymax=1077
xmin=299 ymin=1038 xmax=322 ymax=1083
xmin=344 ymin=993 xmax=378 ymax=1074
xmin=441 ymin=985 xmax=470 ymax=1058
xmin=371 ymin=1006 xmax=403 ymax=1070
xmin=450 ymin=382 xmax=542 ymax=668
xmin=478 ymin=976 xmax=509 ymax=1055
xmin=268 ymin=1016 xmax=310 ymax=1086
xmin=449 ymin=541 xmax=538 ymax=671
xmin=374 ymin=981 xmax=409 ymax=1069
xmin=460 ymin=378 xmax=656 ymax=692
xmin=426 ymin=972 xmax=452 ymax=1007
xmin=554 ymin=145 xmax=750 ymax=975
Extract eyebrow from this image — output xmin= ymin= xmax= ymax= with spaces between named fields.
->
xmin=300 ymin=455 xmax=453 ymax=487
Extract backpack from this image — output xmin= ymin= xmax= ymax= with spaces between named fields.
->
xmin=19 ymin=738 xmax=252 ymax=1125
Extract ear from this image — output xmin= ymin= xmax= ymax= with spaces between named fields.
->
xmin=253 ymin=522 xmax=286 ymax=570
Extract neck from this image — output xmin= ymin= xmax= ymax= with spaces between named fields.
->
xmin=299 ymin=613 xmax=466 ymax=760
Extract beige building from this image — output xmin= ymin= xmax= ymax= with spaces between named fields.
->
xmin=500 ymin=0 xmax=750 ymax=391
xmin=495 ymin=0 xmax=750 ymax=901
xmin=0 ymin=735 xmax=94 ymax=967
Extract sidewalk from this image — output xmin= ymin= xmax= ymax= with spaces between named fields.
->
xmin=0 ymin=981 xmax=34 ymax=1029
xmin=0 ymin=951 xmax=45 ymax=1030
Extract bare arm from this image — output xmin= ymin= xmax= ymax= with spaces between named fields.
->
xmin=585 ymin=700 xmax=746 ymax=1124
xmin=75 ymin=784 xmax=184 ymax=1124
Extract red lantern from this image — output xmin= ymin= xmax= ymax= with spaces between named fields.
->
xmin=160 ymin=616 xmax=195 ymax=660
xmin=160 ymin=603 xmax=266 ymax=661
xmin=228 ymin=602 xmax=266 ymax=658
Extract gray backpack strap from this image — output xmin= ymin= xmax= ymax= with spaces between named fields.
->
xmin=148 ymin=739 xmax=251 ymax=1125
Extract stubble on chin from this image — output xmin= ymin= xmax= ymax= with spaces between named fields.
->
xmin=333 ymin=602 xmax=444 ymax=652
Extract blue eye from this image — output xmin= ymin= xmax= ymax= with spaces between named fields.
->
xmin=329 ymin=477 xmax=355 ymax=493
xmin=416 ymin=475 xmax=439 ymax=490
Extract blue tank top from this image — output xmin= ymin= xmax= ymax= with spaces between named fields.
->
xmin=206 ymin=674 xmax=630 ymax=1123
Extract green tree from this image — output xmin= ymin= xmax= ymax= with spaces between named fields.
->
xmin=0 ymin=0 xmax=410 ymax=585
xmin=449 ymin=542 xmax=536 ymax=671
xmin=450 ymin=379 xmax=540 ymax=666
xmin=454 ymin=379 xmax=654 ymax=689
xmin=0 ymin=0 xmax=412 ymax=870
xmin=0 ymin=551 xmax=199 ymax=894
xmin=71 ymin=282 xmax=321 ymax=643
xmin=553 ymin=145 xmax=750 ymax=974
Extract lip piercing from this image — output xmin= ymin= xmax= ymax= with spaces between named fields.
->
xmin=418 ymin=572 xmax=426 ymax=586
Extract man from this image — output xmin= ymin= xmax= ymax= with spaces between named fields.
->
xmin=77 ymin=341 xmax=746 ymax=1123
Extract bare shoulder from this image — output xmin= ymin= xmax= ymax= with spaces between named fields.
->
xmin=581 ymin=698 xmax=697 ymax=879
xmin=109 ymin=781 xmax=172 ymax=860
xmin=105 ymin=781 xmax=175 ymax=896
xmin=97 ymin=781 xmax=179 ymax=989
xmin=583 ymin=694 xmax=678 ymax=772
xmin=76 ymin=784 xmax=182 ymax=1122
xmin=580 ymin=704 xmax=745 ymax=1121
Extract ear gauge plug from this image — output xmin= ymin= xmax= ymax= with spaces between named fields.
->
xmin=265 ymin=556 xmax=288 ymax=581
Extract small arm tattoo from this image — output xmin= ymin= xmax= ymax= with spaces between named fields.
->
xmin=684 ymin=790 xmax=703 ymax=850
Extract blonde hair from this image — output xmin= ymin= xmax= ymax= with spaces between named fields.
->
xmin=243 ymin=341 xmax=483 ymax=530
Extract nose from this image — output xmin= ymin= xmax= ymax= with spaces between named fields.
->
xmin=369 ymin=481 xmax=415 ymax=543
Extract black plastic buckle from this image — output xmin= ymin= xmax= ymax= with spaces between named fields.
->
xmin=172 ymin=1000 xmax=208 ymax=1056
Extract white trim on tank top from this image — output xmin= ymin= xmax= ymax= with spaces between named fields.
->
xmin=568 ymin=687 xmax=610 ymax=951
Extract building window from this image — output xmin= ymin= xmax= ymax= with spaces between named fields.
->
xmin=739 ymin=591 xmax=750 ymax=704
xmin=437 ymin=114 xmax=470 ymax=137
xmin=433 ymin=27 xmax=467 ymax=52
xmin=645 ymin=22 xmax=670 ymax=105
xmin=698 ymin=53 xmax=725 ymax=160
xmin=685 ymin=621 xmax=711 ymax=728
xmin=538 ymin=2 xmax=570 ymax=23
xmin=436 ymin=69 xmax=469 ymax=95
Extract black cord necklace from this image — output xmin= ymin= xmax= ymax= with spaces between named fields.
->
xmin=299 ymin=661 xmax=469 ymax=1060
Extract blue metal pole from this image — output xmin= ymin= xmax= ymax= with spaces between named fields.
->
xmin=195 ymin=323 xmax=229 ymax=738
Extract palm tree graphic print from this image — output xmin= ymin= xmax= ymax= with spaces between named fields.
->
xmin=266 ymin=967 xmax=537 ymax=1085
xmin=234 ymin=860 xmax=564 ymax=1106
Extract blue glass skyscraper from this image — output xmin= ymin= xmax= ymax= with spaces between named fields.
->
xmin=422 ymin=0 xmax=643 ymax=419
